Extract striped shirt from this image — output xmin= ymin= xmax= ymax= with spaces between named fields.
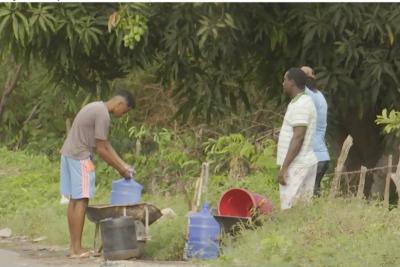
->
xmin=277 ymin=93 xmax=318 ymax=167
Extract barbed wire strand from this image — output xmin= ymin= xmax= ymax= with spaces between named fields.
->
xmin=324 ymin=165 xmax=398 ymax=177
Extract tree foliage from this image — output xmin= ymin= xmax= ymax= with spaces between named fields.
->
xmin=2 ymin=3 xmax=400 ymax=173
xmin=376 ymin=109 xmax=400 ymax=137
xmin=146 ymin=3 xmax=400 ymax=120
xmin=2 ymin=3 xmax=399 ymax=121
xmin=0 ymin=3 xmax=151 ymax=91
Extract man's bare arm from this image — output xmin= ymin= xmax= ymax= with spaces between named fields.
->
xmin=105 ymin=141 xmax=130 ymax=169
xmin=96 ymin=139 xmax=130 ymax=177
xmin=282 ymin=126 xmax=307 ymax=169
xmin=278 ymin=126 xmax=307 ymax=185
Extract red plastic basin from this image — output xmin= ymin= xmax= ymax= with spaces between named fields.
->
xmin=218 ymin=188 xmax=273 ymax=217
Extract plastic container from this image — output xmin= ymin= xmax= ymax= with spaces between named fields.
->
xmin=186 ymin=203 xmax=220 ymax=259
xmin=100 ymin=216 xmax=139 ymax=260
xmin=218 ymin=188 xmax=273 ymax=217
xmin=110 ymin=178 xmax=143 ymax=205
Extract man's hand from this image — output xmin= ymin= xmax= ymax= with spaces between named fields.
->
xmin=277 ymin=126 xmax=306 ymax=186
xmin=277 ymin=167 xmax=288 ymax=186
xmin=122 ymin=163 xmax=136 ymax=180
xmin=119 ymin=167 xmax=133 ymax=180
xmin=123 ymin=163 xmax=136 ymax=176
xmin=96 ymin=139 xmax=136 ymax=180
xmin=129 ymin=166 xmax=136 ymax=176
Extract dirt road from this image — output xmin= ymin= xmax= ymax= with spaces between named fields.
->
xmin=0 ymin=248 xmax=100 ymax=267
xmin=0 ymin=239 xmax=202 ymax=267
xmin=0 ymin=248 xmax=202 ymax=267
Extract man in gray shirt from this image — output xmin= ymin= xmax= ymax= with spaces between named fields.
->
xmin=60 ymin=89 xmax=135 ymax=258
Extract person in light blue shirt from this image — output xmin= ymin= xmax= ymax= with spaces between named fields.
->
xmin=301 ymin=66 xmax=330 ymax=196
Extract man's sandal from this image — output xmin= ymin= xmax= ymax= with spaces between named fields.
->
xmin=68 ymin=250 xmax=93 ymax=259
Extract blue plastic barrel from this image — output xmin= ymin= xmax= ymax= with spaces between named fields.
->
xmin=186 ymin=203 xmax=221 ymax=259
xmin=110 ymin=179 xmax=143 ymax=205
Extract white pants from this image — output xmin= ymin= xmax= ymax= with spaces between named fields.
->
xmin=279 ymin=163 xmax=318 ymax=210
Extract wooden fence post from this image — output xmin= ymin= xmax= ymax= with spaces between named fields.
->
xmin=330 ymin=135 xmax=353 ymax=198
xmin=357 ymin=166 xmax=367 ymax=199
xmin=384 ymin=155 xmax=393 ymax=209
xmin=390 ymin=155 xmax=400 ymax=206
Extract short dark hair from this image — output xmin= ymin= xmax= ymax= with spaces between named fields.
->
xmin=286 ymin=68 xmax=307 ymax=89
xmin=114 ymin=89 xmax=135 ymax=108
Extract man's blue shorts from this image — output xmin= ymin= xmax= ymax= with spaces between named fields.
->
xmin=60 ymin=155 xmax=96 ymax=199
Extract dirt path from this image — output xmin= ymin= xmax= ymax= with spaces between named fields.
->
xmin=0 ymin=238 xmax=101 ymax=267
xmin=0 ymin=248 xmax=100 ymax=267
xmin=0 ymin=238 xmax=202 ymax=267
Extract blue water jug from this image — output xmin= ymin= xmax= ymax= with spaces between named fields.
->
xmin=110 ymin=178 xmax=143 ymax=205
xmin=186 ymin=203 xmax=221 ymax=259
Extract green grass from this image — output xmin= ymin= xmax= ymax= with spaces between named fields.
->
xmin=2 ymin=147 xmax=400 ymax=266
xmin=215 ymin=198 xmax=400 ymax=267
xmin=0 ymin=147 xmax=189 ymax=256
xmin=0 ymin=147 xmax=87 ymax=245
xmin=141 ymin=194 xmax=188 ymax=260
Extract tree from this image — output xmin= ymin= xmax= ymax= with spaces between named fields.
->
xmin=0 ymin=3 xmax=152 ymax=121
xmin=2 ymin=3 xmax=400 ymax=196
xmin=134 ymin=3 xmax=400 ymax=195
